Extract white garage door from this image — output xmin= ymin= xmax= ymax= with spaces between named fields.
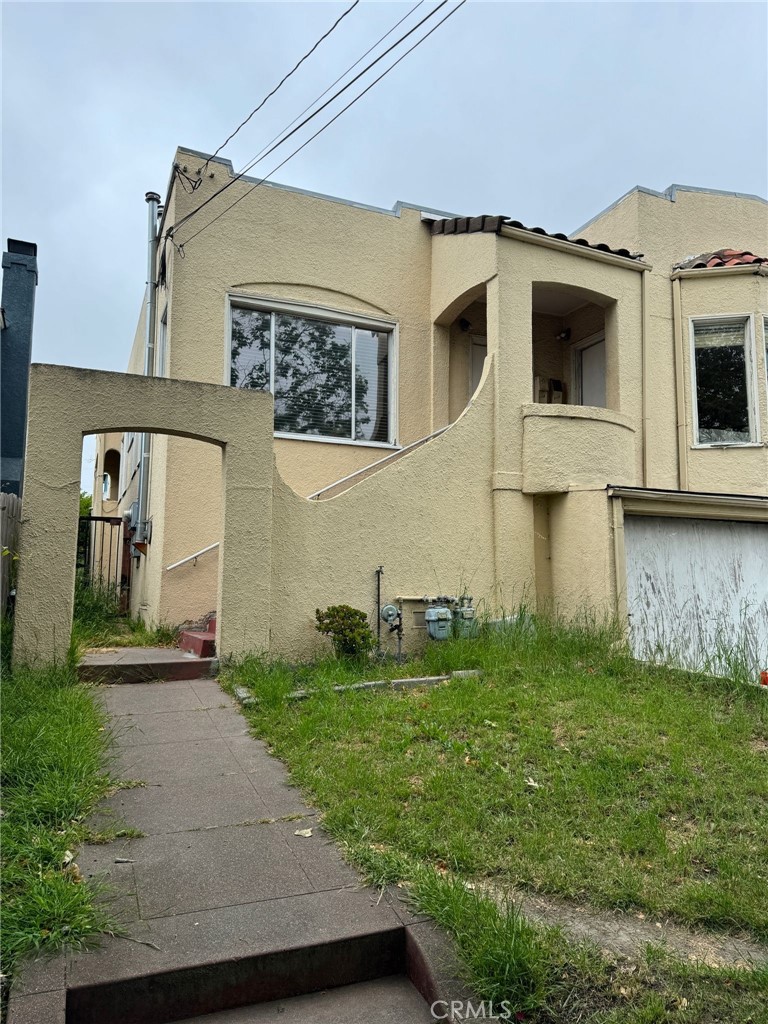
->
xmin=624 ymin=516 xmax=768 ymax=679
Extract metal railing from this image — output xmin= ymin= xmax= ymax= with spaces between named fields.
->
xmin=165 ymin=542 xmax=220 ymax=572
xmin=307 ymin=427 xmax=448 ymax=501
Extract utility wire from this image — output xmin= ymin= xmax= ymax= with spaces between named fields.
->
xmin=198 ymin=0 xmax=361 ymax=178
xmin=165 ymin=0 xmax=449 ymax=242
xmin=177 ymin=0 xmax=467 ymax=251
xmin=244 ymin=0 xmax=425 ymax=174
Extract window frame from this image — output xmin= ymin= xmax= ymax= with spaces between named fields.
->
xmin=226 ymin=293 xmax=399 ymax=449
xmin=688 ymin=314 xmax=760 ymax=448
xmin=118 ymin=431 xmax=141 ymax=502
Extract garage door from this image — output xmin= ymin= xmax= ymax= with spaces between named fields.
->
xmin=624 ymin=516 xmax=768 ymax=679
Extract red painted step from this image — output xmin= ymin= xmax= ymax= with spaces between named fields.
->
xmin=179 ymin=629 xmax=216 ymax=658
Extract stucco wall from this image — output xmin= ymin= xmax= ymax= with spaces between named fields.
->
xmin=270 ymin=364 xmax=499 ymax=658
xmin=131 ymin=149 xmax=453 ymax=627
xmin=579 ymin=186 xmax=768 ymax=491
xmin=521 ymin=405 xmax=637 ymax=494
xmin=679 ymin=273 xmax=768 ymax=495
xmin=577 ymin=186 xmax=768 ymax=270
xmin=547 ymin=489 xmax=617 ymax=617
xmin=170 ymin=150 xmax=435 ymax=454
xmin=14 ymin=365 xmax=274 ymax=666
xmin=494 ymin=234 xmax=645 ymax=480
xmin=109 ymin=165 xmax=767 ymax=636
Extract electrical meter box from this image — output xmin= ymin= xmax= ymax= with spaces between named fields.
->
xmin=425 ymin=605 xmax=452 ymax=641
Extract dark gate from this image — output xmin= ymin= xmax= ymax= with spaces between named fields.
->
xmin=76 ymin=516 xmax=132 ymax=613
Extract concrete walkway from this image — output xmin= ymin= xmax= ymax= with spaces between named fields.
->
xmin=9 ymin=678 xmax=467 ymax=1023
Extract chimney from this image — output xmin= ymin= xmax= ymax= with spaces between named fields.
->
xmin=1 ymin=239 xmax=39 ymax=496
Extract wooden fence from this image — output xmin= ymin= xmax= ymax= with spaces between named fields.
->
xmin=1 ymin=492 xmax=22 ymax=614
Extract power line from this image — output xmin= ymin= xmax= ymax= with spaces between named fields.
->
xmin=165 ymin=0 xmax=450 ymax=242
xmin=177 ymin=1 xmax=467 ymax=252
xmin=244 ymin=1 xmax=426 ymax=174
xmin=198 ymin=0 xmax=361 ymax=178
xmin=170 ymin=0 xmax=443 ymax=237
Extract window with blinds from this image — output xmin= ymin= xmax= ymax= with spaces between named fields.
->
xmin=692 ymin=319 xmax=753 ymax=444
xmin=231 ymin=304 xmax=393 ymax=444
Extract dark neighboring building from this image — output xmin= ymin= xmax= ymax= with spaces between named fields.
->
xmin=1 ymin=239 xmax=38 ymax=496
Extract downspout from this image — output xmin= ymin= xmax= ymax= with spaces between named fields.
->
xmin=640 ymin=269 xmax=650 ymax=485
xmin=671 ymin=277 xmax=689 ymax=491
xmin=136 ymin=191 xmax=161 ymax=542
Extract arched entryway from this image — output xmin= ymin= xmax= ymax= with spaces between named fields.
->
xmin=12 ymin=365 xmax=274 ymax=666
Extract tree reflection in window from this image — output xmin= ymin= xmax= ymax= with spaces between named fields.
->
xmin=274 ymin=314 xmax=352 ymax=437
xmin=231 ymin=308 xmax=270 ymax=390
xmin=231 ymin=307 xmax=390 ymax=443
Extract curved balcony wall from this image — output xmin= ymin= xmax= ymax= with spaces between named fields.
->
xmin=522 ymin=404 xmax=638 ymax=494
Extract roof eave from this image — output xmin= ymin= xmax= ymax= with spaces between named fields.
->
xmin=497 ymin=224 xmax=652 ymax=271
xmin=671 ymin=265 xmax=768 ymax=281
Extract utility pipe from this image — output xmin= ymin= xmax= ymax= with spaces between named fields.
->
xmin=376 ymin=565 xmax=384 ymax=650
xmin=671 ymin=277 xmax=689 ymax=491
xmin=640 ymin=269 xmax=650 ymax=486
xmin=136 ymin=191 xmax=161 ymax=541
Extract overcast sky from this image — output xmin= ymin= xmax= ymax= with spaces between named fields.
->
xmin=3 ymin=1 xmax=767 ymax=484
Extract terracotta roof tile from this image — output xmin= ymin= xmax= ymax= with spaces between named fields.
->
xmin=429 ymin=215 xmax=644 ymax=261
xmin=673 ymin=248 xmax=768 ymax=270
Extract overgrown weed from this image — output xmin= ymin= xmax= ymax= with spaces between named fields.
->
xmin=1 ymin=661 xmax=118 ymax=980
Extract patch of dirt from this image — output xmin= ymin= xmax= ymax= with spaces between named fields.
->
xmin=749 ymin=737 xmax=768 ymax=754
xmin=469 ymin=882 xmax=768 ymax=969
xmin=662 ymin=816 xmax=700 ymax=853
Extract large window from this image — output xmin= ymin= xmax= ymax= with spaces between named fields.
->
xmin=230 ymin=301 xmax=394 ymax=445
xmin=691 ymin=317 xmax=756 ymax=445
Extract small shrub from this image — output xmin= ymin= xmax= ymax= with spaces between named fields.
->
xmin=315 ymin=604 xmax=375 ymax=660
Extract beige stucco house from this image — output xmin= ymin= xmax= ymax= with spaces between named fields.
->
xmin=94 ymin=149 xmax=768 ymax=671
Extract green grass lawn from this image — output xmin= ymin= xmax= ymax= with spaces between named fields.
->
xmin=226 ymin=619 xmax=768 ymax=1022
xmin=0 ymin=640 xmax=118 ymax=987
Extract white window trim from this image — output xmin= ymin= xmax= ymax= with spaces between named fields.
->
xmin=118 ymin=433 xmax=127 ymax=498
xmin=688 ymin=314 xmax=760 ymax=449
xmin=226 ymin=293 xmax=399 ymax=448
xmin=569 ymin=330 xmax=605 ymax=406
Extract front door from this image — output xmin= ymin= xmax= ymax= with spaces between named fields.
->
xmin=470 ymin=335 xmax=487 ymax=396
xmin=578 ymin=338 xmax=606 ymax=407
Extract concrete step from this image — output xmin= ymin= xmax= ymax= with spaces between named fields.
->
xmin=78 ymin=647 xmax=217 ymax=684
xmin=175 ymin=975 xmax=435 ymax=1022
xmin=178 ymin=629 xmax=216 ymax=658
xmin=66 ymin=907 xmax=408 ymax=1023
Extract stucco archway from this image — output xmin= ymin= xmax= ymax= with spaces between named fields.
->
xmin=12 ymin=364 xmax=274 ymax=666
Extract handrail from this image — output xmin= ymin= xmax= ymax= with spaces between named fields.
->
xmin=166 ymin=542 xmax=219 ymax=572
xmin=307 ymin=427 xmax=448 ymax=501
